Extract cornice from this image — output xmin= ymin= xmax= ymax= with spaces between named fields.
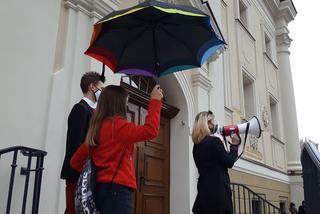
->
xmin=64 ymin=0 xmax=120 ymax=19
xmin=261 ymin=0 xmax=297 ymax=24
xmin=192 ymin=72 xmax=212 ymax=91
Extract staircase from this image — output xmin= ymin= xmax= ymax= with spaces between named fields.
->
xmin=231 ymin=183 xmax=281 ymax=214
xmin=0 ymin=146 xmax=47 ymax=214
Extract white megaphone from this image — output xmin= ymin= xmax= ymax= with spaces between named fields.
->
xmin=218 ymin=116 xmax=261 ymax=139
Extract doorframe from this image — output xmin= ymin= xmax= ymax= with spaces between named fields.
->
xmin=121 ymin=82 xmax=179 ymax=119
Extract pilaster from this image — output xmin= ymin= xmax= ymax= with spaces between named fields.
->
xmin=276 ymin=17 xmax=301 ymax=173
xmin=64 ymin=0 xmax=120 ymax=18
xmin=192 ymin=70 xmax=212 ymax=113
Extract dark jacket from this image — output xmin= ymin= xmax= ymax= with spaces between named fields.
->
xmin=298 ymin=205 xmax=305 ymax=214
xmin=192 ymin=135 xmax=238 ymax=214
xmin=60 ymin=99 xmax=93 ymax=181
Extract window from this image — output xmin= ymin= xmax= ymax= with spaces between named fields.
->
xmin=242 ymin=71 xmax=255 ymax=120
xmin=270 ymin=96 xmax=280 ymax=137
xmin=121 ymin=75 xmax=157 ymax=94
xmin=264 ymin=33 xmax=271 ymax=57
xmin=239 ymin=0 xmax=248 ymax=28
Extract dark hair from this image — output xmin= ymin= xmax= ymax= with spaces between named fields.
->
xmin=80 ymin=71 xmax=105 ymax=93
xmin=290 ymin=202 xmax=295 ymax=208
xmin=87 ymin=85 xmax=129 ymax=146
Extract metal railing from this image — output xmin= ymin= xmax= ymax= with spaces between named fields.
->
xmin=231 ymin=183 xmax=281 ymax=214
xmin=0 ymin=146 xmax=47 ymax=214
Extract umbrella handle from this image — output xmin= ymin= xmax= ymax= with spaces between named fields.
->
xmin=100 ymin=63 xmax=106 ymax=82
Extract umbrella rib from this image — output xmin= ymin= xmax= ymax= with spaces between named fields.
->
xmin=158 ymin=24 xmax=199 ymax=65
xmin=152 ymin=27 xmax=158 ymax=74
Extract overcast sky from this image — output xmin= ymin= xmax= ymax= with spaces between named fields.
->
xmin=289 ymin=0 xmax=320 ymax=143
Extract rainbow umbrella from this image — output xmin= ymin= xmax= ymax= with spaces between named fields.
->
xmin=85 ymin=0 xmax=226 ymax=77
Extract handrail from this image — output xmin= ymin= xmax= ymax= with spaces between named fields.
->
xmin=0 ymin=146 xmax=47 ymax=156
xmin=0 ymin=146 xmax=47 ymax=214
xmin=231 ymin=182 xmax=281 ymax=214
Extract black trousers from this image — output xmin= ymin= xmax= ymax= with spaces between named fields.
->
xmin=96 ymin=183 xmax=133 ymax=214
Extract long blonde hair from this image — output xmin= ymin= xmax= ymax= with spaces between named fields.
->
xmin=192 ymin=111 xmax=214 ymax=144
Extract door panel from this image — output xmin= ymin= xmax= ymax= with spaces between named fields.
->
xmin=127 ymin=104 xmax=170 ymax=214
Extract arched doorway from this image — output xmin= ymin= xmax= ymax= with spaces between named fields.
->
xmin=121 ymin=76 xmax=179 ymax=214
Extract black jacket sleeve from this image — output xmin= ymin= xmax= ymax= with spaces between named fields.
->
xmin=60 ymin=102 xmax=92 ymax=180
xmin=212 ymin=138 xmax=238 ymax=168
xmin=67 ymin=104 xmax=88 ymax=154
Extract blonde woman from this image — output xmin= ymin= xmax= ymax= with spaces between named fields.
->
xmin=192 ymin=111 xmax=240 ymax=214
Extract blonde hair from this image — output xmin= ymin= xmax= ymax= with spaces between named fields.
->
xmin=192 ymin=111 xmax=215 ymax=144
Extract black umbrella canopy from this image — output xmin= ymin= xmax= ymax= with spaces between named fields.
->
xmin=85 ymin=0 xmax=225 ymax=77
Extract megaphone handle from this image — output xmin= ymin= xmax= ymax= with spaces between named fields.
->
xmin=223 ymin=135 xmax=228 ymax=151
xmin=237 ymin=122 xmax=250 ymax=160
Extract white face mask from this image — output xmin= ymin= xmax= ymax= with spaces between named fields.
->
xmin=94 ymin=89 xmax=101 ymax=101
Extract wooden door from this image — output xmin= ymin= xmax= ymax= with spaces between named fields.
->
xmin=136 ymin=107 xmax=170 ymax=214
xmin=127 ymin=103 xmax=170 ymax=214
xmin=122 ymin=81 xmax=179 ymax=214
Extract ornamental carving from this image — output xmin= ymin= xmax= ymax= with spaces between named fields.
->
xmin=249 ymin=135 xmax=259 ymax=150
xmin=244 ymin=136 xmax=263 ymax=161
xmin=261 ymin=105 xmax=269 ymax=128
xmin=276 ymin=33 xmax=292 ymax=48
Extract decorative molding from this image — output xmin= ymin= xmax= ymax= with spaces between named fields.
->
xmin=234 ymin=158 xmax=290 ymax=184
xmin=272 ymin=136 xmax=287 ymax=170
xmin=261 ymin=0 xmax=297 ymax=23
xmin=261 ymin=105 xmax=269 ymax=128
xmin=64 ymin=0 xmax=120 ymax=19
xmin=287 ymin=161 xmax=302 ymax=172
xmin=121 ymin=82 xmax=180 ymax=119
xmin=200 ymin=63 xmax=209 ymax=73
xmin=269 ymin=92 xmax=279 ymax=105
xmin=174 ymin=72 xmax=196 ymax=130
xmin=192 ymin=72 xmax=212 ymax=91
xmin=263 ymin=52 xmax=278 ymax=70
xmin=245 ymin=136 xmax=264 ymax=161
xmin=189 ymin=0 xmax=207 ymax=11
xmin=272 ymin=135 xmax=285 ymax=145
xmin=256 ymin=3 xmax=276 ymax=32
xmin=277 ymin=0 xmax=297 ymax=23
xmin=235 ymin=19 xmax=256 ymax=42
xmin=276 ymin=31 xmax=292 ymax=51
xmin=221 ymin=0 xmax=227 ymax=7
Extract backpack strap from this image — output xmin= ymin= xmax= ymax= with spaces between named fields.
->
xmin=111 ymin=147 xmax=127 ymax=182
xmin=89 ymin=145 xmax=94 ymax=157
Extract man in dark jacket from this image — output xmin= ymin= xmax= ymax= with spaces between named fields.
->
xmin=298 ymin=201 xmax=306 ymax=214
xmin=289 ymin=202 xmax=298 ymax=214
xmin=60 ymin=71 xmax=104 ymax=214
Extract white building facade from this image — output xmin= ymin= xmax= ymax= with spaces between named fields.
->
xmin=0 ymin=0 xmax=300 ymax=213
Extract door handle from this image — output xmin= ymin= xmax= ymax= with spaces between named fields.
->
xmin=139 ymin=171 xmax=145 ymax=192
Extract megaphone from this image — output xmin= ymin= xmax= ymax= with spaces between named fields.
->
xmin=218 ymin=116 xmax=261 ymax=138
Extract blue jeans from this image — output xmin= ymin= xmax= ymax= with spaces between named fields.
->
xmin=96 ymin=183 xmax=133 ymax=214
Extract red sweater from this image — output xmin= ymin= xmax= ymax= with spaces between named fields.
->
xmin=70 ymin=99 xmax=162 ymax=190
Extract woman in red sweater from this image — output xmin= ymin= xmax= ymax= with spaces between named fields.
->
xmin=71 ymin=84 xmax=163 ymax=214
